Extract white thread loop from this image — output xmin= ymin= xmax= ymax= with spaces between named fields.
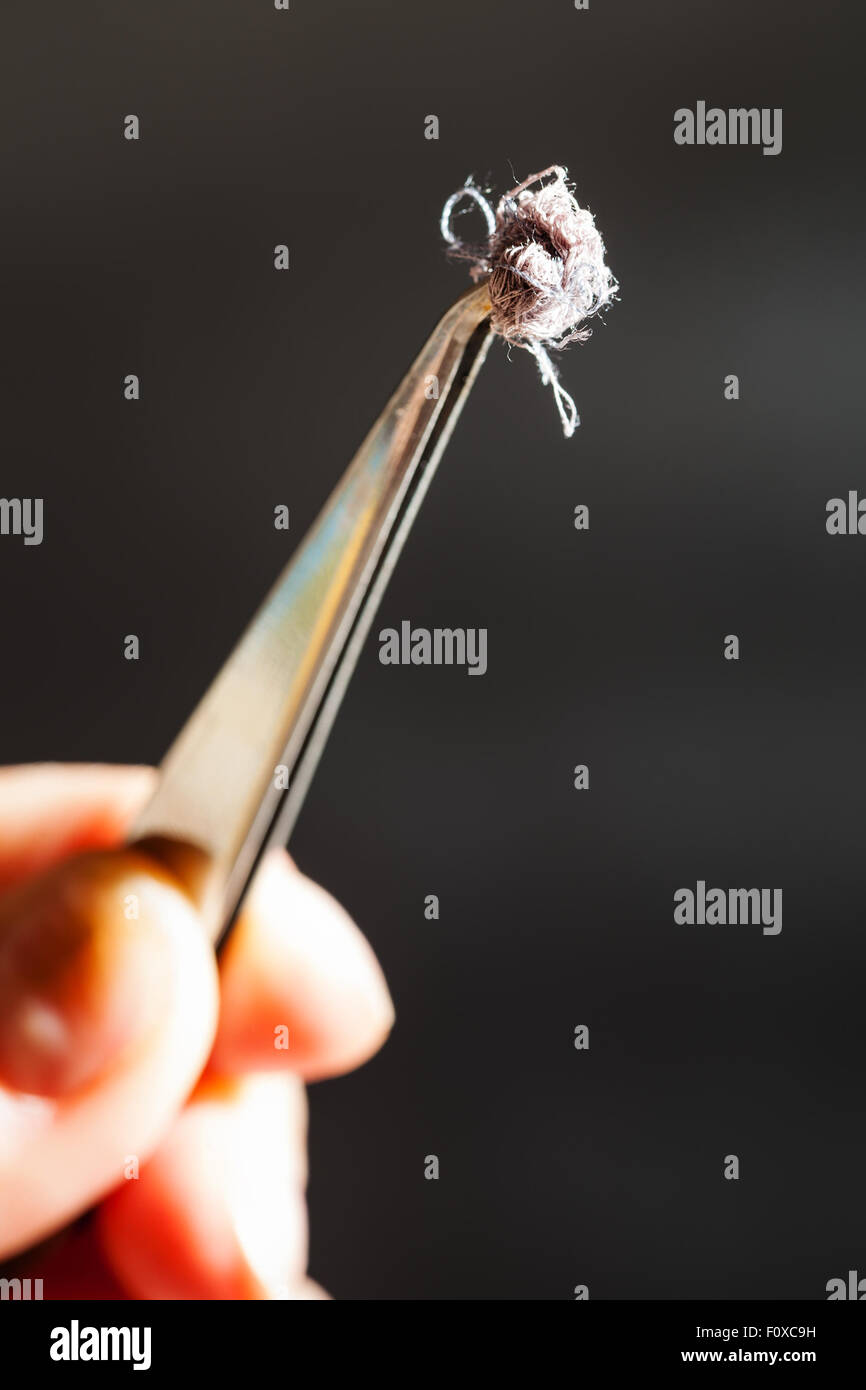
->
xmin=440 ymin=181 xmax=496 ymax=246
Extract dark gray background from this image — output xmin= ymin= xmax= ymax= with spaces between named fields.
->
xmin=2 ymin=0 xmax=864 ymax=1299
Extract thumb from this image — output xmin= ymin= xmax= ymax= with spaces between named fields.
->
xmin=0 ymin=849 xmax=206 ymax=1097
xmin=0 ymin=850 xmax=218 ymax=1259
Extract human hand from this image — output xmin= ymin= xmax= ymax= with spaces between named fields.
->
xmin=0 ymin=764 xmax=394 ymax=1298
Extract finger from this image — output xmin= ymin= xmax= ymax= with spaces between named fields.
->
xmin=0 ymin=849 xmax=191 ymax=1098
xmin=17 ymin=1220 xmax=128 ymax=1300
xmin=0 ymin=765 xmax=394 ymax=1082
xmin=0 ymin=764 xmax=156 ymax=891
xmin=0 ymin=850 xmax=218 ymax=1260
xmin=96 ymin=1073 xmax=307 ymax=1300
xmin=209 ymin=850 xmax=395 ymax=1081
xmin=281 ymin=1278 xmax=331 ymax=1300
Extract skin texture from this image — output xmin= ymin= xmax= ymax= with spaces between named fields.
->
xmin=0 ymin=764 xmax=394 ymax=1299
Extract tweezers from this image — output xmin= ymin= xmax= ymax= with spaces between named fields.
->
xmin=130 ymin=284 xmax=493 ymax=950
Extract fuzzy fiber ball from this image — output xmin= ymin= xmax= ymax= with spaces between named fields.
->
xmin=442 ymin=165 xmax=618 ymax=349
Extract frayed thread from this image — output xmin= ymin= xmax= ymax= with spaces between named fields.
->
xmin=441 ymin=165 xmax=618 ymax=438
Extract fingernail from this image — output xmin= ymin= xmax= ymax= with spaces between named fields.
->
xmin=0 ymin=850 xmax=183 ymax=1096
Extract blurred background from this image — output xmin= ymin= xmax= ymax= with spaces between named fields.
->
xmin=1 ymin=0 xmax=864 ymax=1298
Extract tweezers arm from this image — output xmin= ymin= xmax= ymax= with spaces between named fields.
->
xmin=130 ymin=285 xmax=492 ymax=938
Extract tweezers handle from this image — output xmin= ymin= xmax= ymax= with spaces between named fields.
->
xmin=131 ymin=286 xmax=493 ymax=943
